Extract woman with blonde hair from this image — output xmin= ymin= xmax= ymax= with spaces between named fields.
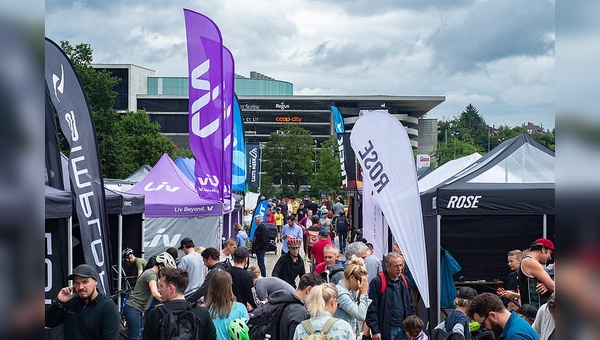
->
xmin=203 ymin=271 xmax=248 ymax=340
xmin=293 ymin=283 xmax=354 ymax=339
xmin=333 ymin=258 xmax=371 ymax=339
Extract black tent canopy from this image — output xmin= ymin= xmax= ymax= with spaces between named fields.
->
xmin=421 ymin=134 xmax=555 ymax=323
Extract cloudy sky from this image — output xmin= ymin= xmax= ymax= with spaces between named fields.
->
xmin=46 ymin=0 xmax=555 ymax=129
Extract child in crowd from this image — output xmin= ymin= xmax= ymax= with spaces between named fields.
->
xmin=402 ymin=315 xmax=428 ymax=340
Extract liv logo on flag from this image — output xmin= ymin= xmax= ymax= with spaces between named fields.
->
xmin=190 ymin=59 xmax=220 ymax=139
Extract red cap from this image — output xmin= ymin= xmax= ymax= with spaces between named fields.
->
xmin=534 ymin=238 xmax=555 ymax=252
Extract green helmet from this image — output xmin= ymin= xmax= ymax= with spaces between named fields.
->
xmin=227 ymin=318 xmax=249 ymax=340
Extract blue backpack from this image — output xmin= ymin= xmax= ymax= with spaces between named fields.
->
xmin=335 ymin=217 xmax=347 ymax=232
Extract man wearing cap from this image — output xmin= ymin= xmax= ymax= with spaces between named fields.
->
xmin=252 ymin=215 xmax=269 ymax=277
xmin=272 ymin=237 xmax=306 ymax=288
xmin=124 ymin=252 xmax=176 ymax=340
xmin=178 ymin=237 xmax=206 ymax=299
xmin=310 ymin=228 xmax=333 ymax=271
xmin=468 ymin=293 xmax=539 ymax=340
xmin=46 ymin=264 xmax=121 ymax=339
xmin=226 ymin=247 xmax=257 ymax=310
xmin=517 ymin=304 xmax=538 ymax=325
xmin=519 ymin=238 xmax=555 ymax=308
xmin=433 ymin=287 xmax=478 ymax=340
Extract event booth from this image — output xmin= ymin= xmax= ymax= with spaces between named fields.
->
xmin=420 ymin=134 xmax=555 ymax=323
xmin=128 ymin=154 xmax=223 ymax=259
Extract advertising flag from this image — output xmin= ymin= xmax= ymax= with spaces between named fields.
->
xmin=246 ymin=143 xmax=261 ymax=189
xmin=222 ymin=46 xmax=234 ymax=201
xmin=249 ymin=199 xmax=269 ymax=239
xmin=232 ymin=94 xmax=246 ymax=192
xmin=350 ymin=110 xmax=429 ymax=307
xmin=342 ymin=132 xmax=361 ymax=189
xmin=45 ymin=38 xmax=111 ymax=294
xmin=332 ymin=105 xmax=348 ymax=188
xmin=184 ymin=9 xmax=225 ymax=201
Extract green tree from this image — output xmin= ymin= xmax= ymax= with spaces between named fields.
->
xmin=116 ymin=110 xmax=176 ymax=175
xmin=171 ymin=147 xmax=195 ymax=160
xmin=262 ymin=124 xmax=315 ymax=192
xmin=309 ymin=136 xmax=342 ymax=196
xmin=432 ymin=138 xmax=483 ymax=166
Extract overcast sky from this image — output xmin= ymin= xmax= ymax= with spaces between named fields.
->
xmin=46 ymin=0 xmax=555 ymax=130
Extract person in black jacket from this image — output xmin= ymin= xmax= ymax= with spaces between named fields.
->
xmin=366 ymin=252 xmax=415 ymax=340
xmin=253 ymin=215 xmax=269 ymax=277
xmin=226 ymin=247 xmax=257 ymax=310
xmin=45 ymin=264 xmax=121 ymax=340
xmin=186 ymin=247 xmax=228 ymax=303
xmin=143 ymin=267 xmax=216 ymax=339
xmin=272 ymin=237 xmax=306 ymax=288
xmin=268 ymin=272 xmax=324 ymax=340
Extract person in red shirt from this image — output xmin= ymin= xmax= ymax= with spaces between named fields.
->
xmin=310 ymin=229 xmax=333 ymax=271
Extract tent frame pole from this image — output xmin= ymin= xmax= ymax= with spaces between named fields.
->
xmin=437 ymin=214 xmax=442 ymax=324
xmin=141 ymin=213 xmax=146 ymax=257
xmin=118 ymin=213 xmax=123 ymax=309
xmin=543 ymin=214 xmax=547 ymax=238
xmin=67 ymin=216 xmax=73 ymax=280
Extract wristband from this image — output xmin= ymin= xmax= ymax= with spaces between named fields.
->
xmin=53 ymin=298 xmax=66 ymax=309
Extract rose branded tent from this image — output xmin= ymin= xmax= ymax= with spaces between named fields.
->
xmin=128 ymin=153 xmax=223 ymax=258
xmin=420 ymin=134 xmax=555 ymax=323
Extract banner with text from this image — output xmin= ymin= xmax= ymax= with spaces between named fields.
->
xmin=246 ymin=143 xmax=261 ymax=189
xmin=45 ymin=38 xmax=111 ymax=294
xmin=350 ymin=110 xmax=429 ymax=307
xmin=184 ymin=9 xmax=225 ymax=201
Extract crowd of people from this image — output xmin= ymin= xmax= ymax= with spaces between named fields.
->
xmin=45 ymin=195 xmax=555 ymax=340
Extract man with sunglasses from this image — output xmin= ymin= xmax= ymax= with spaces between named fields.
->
xmin=467 ymin=293 xmax=539 ymax=340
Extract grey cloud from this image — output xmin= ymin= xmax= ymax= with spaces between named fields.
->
xmin=313 ymin=0 xmax=472 ymax=16
xmin=428 ymin=0 xmax=554 ymax=74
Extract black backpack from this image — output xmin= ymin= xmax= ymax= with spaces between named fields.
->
xmin=247 ymin=301 xmax=298 ymax=340
xmin=335 ymin=217 xmax=347 ymax=232
xmin=158 ymin=303 xmax=202 ymax=340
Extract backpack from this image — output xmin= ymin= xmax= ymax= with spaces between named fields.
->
xmin=300 ymin=318 xmax=339 ymax=340
xmin=307 ymin=229 xmax=320 ymax=247
xmin=158 ymin=303 xmax=202 ymax=340
xmin=320 ymin=267 xmax=345 ymax=283
xmin=247 ymin=300 xmax=299 ymax=340
xmin=378 ymin=272 xmax=408 ymax=294
xmin=335 ymin=217 xmax=347 ymax=232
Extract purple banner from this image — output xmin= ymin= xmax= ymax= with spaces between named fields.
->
xmin=184 ymin=9 xmax=225 ymax=201
xmin=45 ymin=38 xmax=111 ymax=294
xmin=222 ymin=46 xmax=234 ymax=201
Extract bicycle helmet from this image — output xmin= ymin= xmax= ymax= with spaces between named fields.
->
xmin=122 ymin=247 xmax=134 ymax=259
xmin=227 ymin=318 xmax=249 ymax=340
xmin=155 ymin=252 xmax=176 ymax=268
xmin=287 ymin=236 xmax=302 ymax=248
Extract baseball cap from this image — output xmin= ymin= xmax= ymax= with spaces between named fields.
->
xmin=319 ymin=229 xmax=330 ymax=236
xmin=518 ymin=304 xmax=538 ymax=320
xmin=178 ymin=237 xmax=194 ymax=250
xmin=233 ymin=247 xmax=250 ymax=260
xmin=534 ymin=238 xmax=555 ymax=252
xmin=456 ymin=287 xmax=478 ymax=300
xmin=68 ymin=264 xmax=99 ymax=281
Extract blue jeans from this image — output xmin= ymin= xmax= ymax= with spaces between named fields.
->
xmin=123 ymin=305 xmax=143 ymax=340
xmin=255 ymin=249 xmax=267 ymax=277
xmin=338 ymin=232 xmax=347 ymax=252
xmin=390 ymin=326 xmax=407 ymax=340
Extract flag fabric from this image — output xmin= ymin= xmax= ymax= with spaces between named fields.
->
xmin=249 ymin=199 xmax=269 ymax=239
xmin=232 ymin=94 xmax=246 ymax=192
xmin=361 ymin=177 xmax=388 ymax=260
xmin=332 ymin=106 xmax=348 ymax=188
xmin=246 ymin=143 xmax=261 ymax=189
xmin=350 ymin=110 xmax=429 ymax=307
xmin=184 ymin=9 xmax=225 ymax=201
xmin=45 ymin=38 xmax=111 ymax=294
xmin=222 ymin=46 xmax=234 ymax=201
xmin=341 ymin=132 xmax=361 ymax=189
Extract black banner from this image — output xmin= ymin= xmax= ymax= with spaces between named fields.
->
xmin=342 ymin=132 xmax=361 ymax=189
xmin=246 ymin=143 xmax=261 ymax=189
xmin=44 ymin=38 xmax=112 ymax=294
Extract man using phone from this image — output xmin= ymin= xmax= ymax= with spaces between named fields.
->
xmin=46 ymin=264 xmax=121 ymax=339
